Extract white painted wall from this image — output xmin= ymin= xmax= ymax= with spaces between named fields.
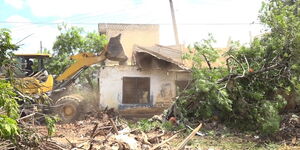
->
xmin=98 ymin=65 xmax=191 ymax=110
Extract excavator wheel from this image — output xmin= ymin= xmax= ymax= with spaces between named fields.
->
xmin=55 ymin=95 xmax=83 ymax=123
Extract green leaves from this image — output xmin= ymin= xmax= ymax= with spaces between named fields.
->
xmin=53 ymin=25 xmax=84 ymax=56
xmin=0 ymin=28 xmax=18 ymax=68
xmin=0 ymin=80 xmax=19 ymax=139
xmin=184 ymin=33 xmax=219 ymax=69
xmin=253 ymin=100 xmax=284 ymax=135
xmin=45 ymin=115 xmax=59 ymax=136
xmin=0 ymin=80 xmax=19 ymax=119
xmin=0 ymin=28 xmax=20 ymax=140
xmin=176 ymin=59 xmax=232 ymax=119
xmin=83 ymin=32 xmax=108 ymax=53
xmin=0 ymin=115 xmax=18 ymax=139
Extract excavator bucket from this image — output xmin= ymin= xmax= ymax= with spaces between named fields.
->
xmin=106 ymin=34 xmax=128 ymax=62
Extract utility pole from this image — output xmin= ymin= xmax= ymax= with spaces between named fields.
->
xmin=249 ymin=31 xmax=253 ymax=43
xmin=40 ymin=41 xmax=43 ymax=53
xmin=169 ymin=0 xmax=180 ymax=46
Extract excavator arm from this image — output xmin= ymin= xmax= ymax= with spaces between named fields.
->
xmin=54 ymin=34 xmax=127 ymax=88
xmin=55 ymin=51 xmax=107 ymax=81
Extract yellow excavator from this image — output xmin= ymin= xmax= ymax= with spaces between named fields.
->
xmin=3 ymin=34 xmax=127 ymax=123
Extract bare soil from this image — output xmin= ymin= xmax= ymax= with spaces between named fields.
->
xmin=33 ymin=111 xmax=300 ymax=149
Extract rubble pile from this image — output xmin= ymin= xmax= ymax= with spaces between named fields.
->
xmin=36 ymin=109 xmax=187 ymax=150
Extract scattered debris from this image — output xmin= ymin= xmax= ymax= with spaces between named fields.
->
xmin=113 ymin=134 xmax=138 ymax=149
xmin=13 ymin=104 xmax=300 ymax=149
xmin=109 ymin=118 xmax=119 ymax=134
xmin=175 ymin=123 xmax=202 ymax=150
xmin=150 ymin=133 xmax=178 ymax=150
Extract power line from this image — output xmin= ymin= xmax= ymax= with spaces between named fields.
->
xmin=0 ymin=21 xmax=91 ymax=25
xmin=0 ymin=21 xmax=261 ymax=25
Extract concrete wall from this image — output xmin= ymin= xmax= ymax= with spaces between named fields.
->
xmin=98 ymin=24 xmax=159 ymax=64
xmin=98 ymin=65 xmax=191 ymax=110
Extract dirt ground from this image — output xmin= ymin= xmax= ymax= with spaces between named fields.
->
xmin=33 ymin=111 xmax=300 ymax=150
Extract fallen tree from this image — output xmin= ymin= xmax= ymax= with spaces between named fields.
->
xmin=170 ymin=0 xmax=300 ymax=135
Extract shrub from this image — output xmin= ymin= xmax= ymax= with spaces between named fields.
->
xmin=0 ymin=80 xmax=19 ymax=139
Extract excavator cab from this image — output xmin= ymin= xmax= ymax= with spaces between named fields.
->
xmin=14 ymin=54 xmax=51 ymax=77
xmin=12 ymin=54 xmax=54 ymax=95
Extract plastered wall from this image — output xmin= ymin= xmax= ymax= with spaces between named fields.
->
xmin=98 ymin=65 xmax=191 ymax=110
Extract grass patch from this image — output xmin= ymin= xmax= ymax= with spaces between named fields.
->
xmin=127 ymin=119 xmax=297 ymax=149
xmin=129 ymin=119 xmax=185 ymax=132
xmin=170 ymin=135 xmax=282 ymax=150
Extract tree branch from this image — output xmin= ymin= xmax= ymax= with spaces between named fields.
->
xmin=217 ymin=63 xmax=282 ymax=84
xmin=202 ymin=54 xmax=212 ymax=70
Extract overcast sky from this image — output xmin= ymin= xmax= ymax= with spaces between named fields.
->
xmin=0 ymin=0 xmax=265 ymax=54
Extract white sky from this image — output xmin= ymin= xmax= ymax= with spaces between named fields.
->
xmin=1 ymin=0 xmax=265 ymax=53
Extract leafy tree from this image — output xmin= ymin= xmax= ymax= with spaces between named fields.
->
xmin=0 ymin=28 xmax=19 ymax=139
xmin=179 ymin=34 xmax=231 ymax=119
xmin=0 ymin=80 xmax=19 ymax=139
xmin=176 ymin=0 xmax=299 ymax=135
xmin=0 ymin=28 xmax=19 ymax=78
xmin=48 ymin=24 xmax=108 ymax=89
xmin=0 ymin=28 xmax=18 ymax=67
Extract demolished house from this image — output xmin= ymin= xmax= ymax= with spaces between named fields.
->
xmin=98 ymin=23 xmax=191 ymax=116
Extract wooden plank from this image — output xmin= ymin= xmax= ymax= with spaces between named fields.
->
xmin=175 ymin=123 xmax=202 ymax=150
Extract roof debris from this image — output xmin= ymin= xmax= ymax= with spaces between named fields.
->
xmin=133 ymin=45 xmax=190 ymax=71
